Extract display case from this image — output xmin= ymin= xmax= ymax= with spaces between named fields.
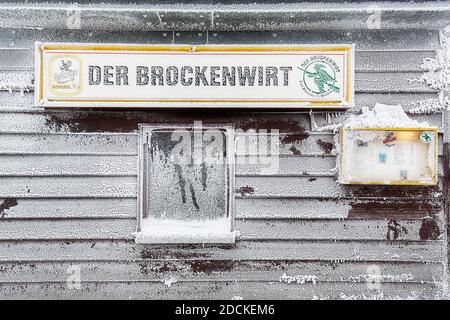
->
xmin=338 ymin=128 xmax=438 ymax=185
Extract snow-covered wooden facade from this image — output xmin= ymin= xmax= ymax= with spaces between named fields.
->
xmin=0 ymin=1 xmax=449 ymax=299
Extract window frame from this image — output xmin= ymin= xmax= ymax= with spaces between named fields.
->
xmin=136 ymin=123 xmax=235 ymax=243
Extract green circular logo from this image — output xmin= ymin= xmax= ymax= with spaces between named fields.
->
xmin=420 ymin=131 xmax=433 ymax=143
xmin=299 ymin=56 xmax=341 ymax=97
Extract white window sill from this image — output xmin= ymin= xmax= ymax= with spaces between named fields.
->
xmin=134 ymin=231 xmax=237 ymax=244
xmin=133 ymin=217 xmax=237 ymax=244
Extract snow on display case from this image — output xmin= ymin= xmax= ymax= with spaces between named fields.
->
xmin=338 ymin=127 xmax=438 ymax=185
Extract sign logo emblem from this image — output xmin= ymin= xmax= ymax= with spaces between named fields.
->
xmin=49 ymin=56 xmax=82 ymax=96
xmin=420 ymin=131 xmax=433 ymax=143
xmin=299 ymin=56 xmax=340 ymax=97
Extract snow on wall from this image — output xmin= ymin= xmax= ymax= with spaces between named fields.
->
xmin=0 ymin=71 xmax=33 ymax=94
xmin=316 ymin=103 xmax=431 ymax=133
xmin=342 ymin=103 xmax=430 ymax=129
xmin=409 ymin=27 xmax=450 ymax=114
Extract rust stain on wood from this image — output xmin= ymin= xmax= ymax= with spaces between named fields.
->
xmin=45 ymin=112 xmax=142 ymax=133
xmin=45 ymin=111 xmax=232 ymax=133
xmin=44 ymin=111 xmax=312 ymax=134
xmin=139 ymin=245 xmax=214 ymax=260
xmin=238 ymin=119 xmax=309 ymax=145
xmin=280 ymin=133 xmax=309 ymax=144
xmin=189 ymin=260 xmax=236 ymax=274
xmin=236 ymin=185 xmax=255 ymax=197
xmin=348 ymin=200 xmax=442 ymax=219
xmin=316 ymin=139 xmax=334 ymax=154
xmin=289 ymin=145 xmax=301 ymax=155
xmin=345 ymin=185 xmax=440 ymax=199
xmin=419 ymin=217 xmax=441 ymax=240
xmin=138 ymin=261 xmax=179 ymax=275
xmin=0 ymin=198 xmax=18 ymax=218
xmin=386 ymin=219 xmax=407 ymax=240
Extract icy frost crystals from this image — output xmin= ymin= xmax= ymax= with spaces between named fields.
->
xmin=410 ymin=27 xmax=450 ymax=114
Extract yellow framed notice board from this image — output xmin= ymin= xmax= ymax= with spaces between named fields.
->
xmin=339 ymin=128 xmax=438 ymax=185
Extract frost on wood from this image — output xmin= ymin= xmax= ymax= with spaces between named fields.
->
xmin=337 ymin=292 xmax=418 ymax=300
xmin=409 ymin=27 xmax=450 ymax=114
xmin=341 ymin=273 xmax=414 ymax=283
xmin=0 ymin=71 xmax=33 ymax=94
xmin=161 ymin=277 xmax=177 ymax=287
xmin=279 ymin=273 xmax=318 ymax=285
xmin=409 ymin=98 xmax=447 ymax=114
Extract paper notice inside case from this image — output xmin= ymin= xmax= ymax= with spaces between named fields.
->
xmin=393 ymin=143 xmax=406 ymax=165
xmin=393 ymin=142 xmax=416 ymax=166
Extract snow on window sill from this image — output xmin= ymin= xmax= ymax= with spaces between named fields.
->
xmin=134 ymin=232 xmax=237 ymax=244
xmin=133 ymin=217 xmax=237 ymax=244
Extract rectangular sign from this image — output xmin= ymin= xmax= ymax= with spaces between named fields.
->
xmin=339 ymin=128 xmax=438 ymax=186
xmin=35 ymin=43 xmax=354 ymax=108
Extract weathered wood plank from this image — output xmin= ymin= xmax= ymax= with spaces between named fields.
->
xmin=0 ymin=154 xmax=334 ymax=177
xmin=0 ymin=92 xmax=33 ymax=110
xmin=0 ymin=92 xmax=440 ymax=113
xmin=0 ymin=29 xmax=439 ymax=50
xmin=0 ymin=48 xmax=433 ymax=72
xmin=0 ymin=109 xmax=442 ymax=134
xmin=236 ymin=155 xmax=336 ymax=176
xmin=0 ymin=3 xmax=445 ymax=33
xmin=0 ymin=198 xmax=137 ymax=218
xmin=209 ymin=30 xmax=440 ymax=51
xmin=0 ymin=260 xmax=442 ymax=283
xmin=238 ymin=219 xmax=444 ymax=241
xmin=0 ymin=133 xmax=137 ymax=155
xmin=235 ymin=133 xmax=336 ymax=156
xmin=0 ymin=197 xmax=442 ymax=220
xmin=237 ymin=198 xmax=350 ymax=218
xmin=355 ymin=51 xmax=434 ymax=72
xmin=355 ymin=72 xmax=434 ymax=93
xmin=0 ymin=177 xmax=136 ymax=198
xmin=0 ymin=240 xmax=443 ymax=262
xmin=236 ymin=198 xmax=443 ymax=219
xmin=0 ymin=175 xmax=441 ymax=199
xmin=211 ymin=9 xmax=449 ymax=32
xmin=0 ymin=218 xmax=443 ymax=241
xmin=0 ymin=155 xmax=136 ymax=176
xmin=0 ymin=281 xmax=441 ymax=300
xmin=235 ymin=176 xmax=443 ymax=198
xmin=0 ymin=132 xmax=336 ymax=156
xmin=0 ymin=29 xmax=172 ymax=49
xmin=0 ymin=132 xmax=340 ymax=156
xmin=0 ymin=219 xmax=135 ymax=240
xmin=312 ymin=112 xmax=443 ymax=130
xmin=0 ymin=49 xmax=33 ymax=70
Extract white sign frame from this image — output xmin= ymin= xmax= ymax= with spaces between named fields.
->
xmin=35 ymin=42 xmax=354 ymax=109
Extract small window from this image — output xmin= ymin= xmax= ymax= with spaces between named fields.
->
xmin=135 ymin=124 xmax=236 ymax=244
